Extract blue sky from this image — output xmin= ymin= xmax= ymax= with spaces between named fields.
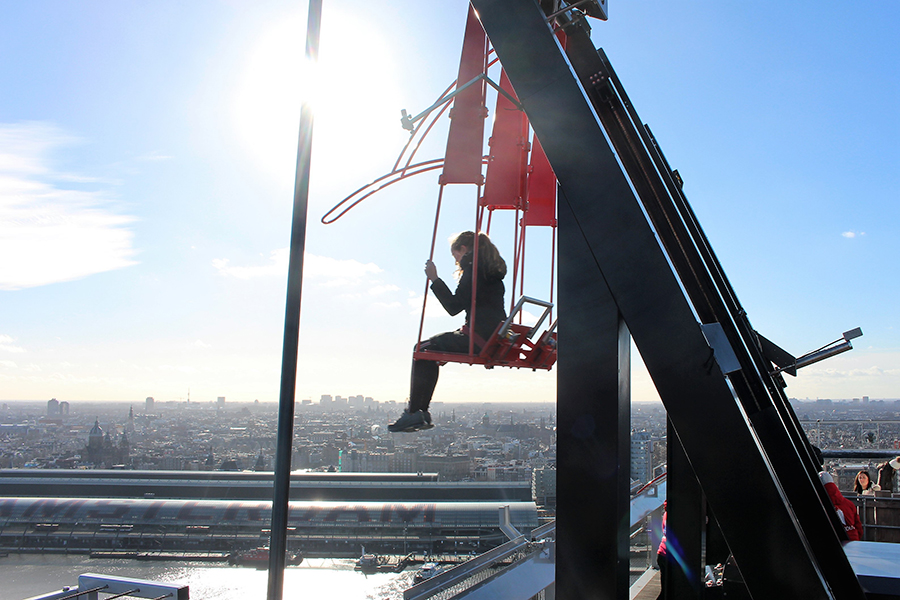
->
xmin=0 ymin=1 xmax=897 ymax=406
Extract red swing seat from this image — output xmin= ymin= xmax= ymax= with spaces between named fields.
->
xmin=412 ymin=296 xmax=557 ymax=370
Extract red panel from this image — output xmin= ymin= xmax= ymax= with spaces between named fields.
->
xmin=524 ymin=134 xmax=557 ymax=227
xmin=441 ymin=5 xmax=487 ymax=185
xmin=482 ymin=69 xmax=529 ymax=210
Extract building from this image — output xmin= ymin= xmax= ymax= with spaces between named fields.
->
xmin=0 ymin=497 xmax=538 ymax=556
xmin=1 ymin=470 xmax=547 ymax=503
xmin=532 ymin=467 xmax=556 ymax=507
xmin=631 ymin=430 xmax=653 ymax=484
xmin=419 ymin=454 xmax=471 ymax=481
xmin=83 ymin=420 xmax=130 ymax=467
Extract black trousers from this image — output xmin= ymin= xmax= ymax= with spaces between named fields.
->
xmin=657 ymin=554 xmax=667 ymax=600
xmin=408 ymin=330 xmax=475 ymax=413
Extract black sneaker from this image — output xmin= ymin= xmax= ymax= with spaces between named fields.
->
xmin=421 ymin=411 xmax=434 ymax=430
xmin=388 ymin=409 xmax=426 ymax=433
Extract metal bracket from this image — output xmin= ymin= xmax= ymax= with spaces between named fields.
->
xmin=700 ymin=322 xmax=741 ymax=374
xmin=401 ymin=73 xmax=523 ymax=132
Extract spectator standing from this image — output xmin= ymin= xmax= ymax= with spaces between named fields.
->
xmin=876 ymin=457 xmax=900 ymax=493
xmin=656 ymin=501 xmax=667 ymax=600
xmin=820 ymin=471 xmax=863 ymax=541
xmin=854 ymin=470 xmax=880 ymax=496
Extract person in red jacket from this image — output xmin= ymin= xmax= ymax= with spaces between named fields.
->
xmin=819 ymin=471 xmax=863 ymax=541
xmin=656 ymin=501 xmax=667 ymax=600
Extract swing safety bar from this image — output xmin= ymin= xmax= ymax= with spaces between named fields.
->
xmin=498 ymin=295 xmax=553 ymax=339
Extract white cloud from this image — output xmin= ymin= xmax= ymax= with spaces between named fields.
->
xmin=520 ymin=309 xmax=540 ymax=326
xmin=814 ymin=365 xmax=900 ymax=378
xmin=213 ymin=248 xmax=288 ymax=279
xmin=408 ymin=291 xmax=452 ymax=319
xmin=0 ymin=334 xmax=25 ymax=353
xmin=373 ymin=301 xmax=402 ymax=309
xmin=0 ymin=359 xmax=16 ymax=368
xmin=304 ymin=254 xmax=382 ymax=283
xmin=213 ymin=250 xmax=384 ymax=289
xmin=841 ymin=230 xmax=866 ymax=239
xmin=0 ymin=121 xmax=138 ymax=290
xmin=368 ymin=284 xmax=400 ymax=295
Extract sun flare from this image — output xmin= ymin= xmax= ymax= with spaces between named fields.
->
xmin=233 ymin=8 xmax=408 ymax=186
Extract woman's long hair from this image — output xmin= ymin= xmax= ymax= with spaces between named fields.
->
xmin=450 ymin=231 xmax=507 ymax=280
xmin=854 ymin=470 xmax=873 ymax=494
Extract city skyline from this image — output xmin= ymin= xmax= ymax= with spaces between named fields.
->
xmin=1 ymin=1 xmax=897 ymax=406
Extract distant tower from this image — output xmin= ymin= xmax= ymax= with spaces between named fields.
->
xmin=254 ymin=448 xmax=267 ymax=471
xmin=145 ymin=397 xmax=155 ymax=412
xmin=119 ymin=432 xmax=130 ymax=465
xmin=47 ymin=398 xmax=59 ymax=416
xmin=59 ymin=401 xmax=69 ymax=415
xmin=217 ymin=396 xmax=225 ymax=408
xmin=126 ymin=406 xmax=135 ymax=434
xmin=86 ymin=418 xmax=104 ymax=465
xmin=88 ymin=419 xmax=103 ymax=450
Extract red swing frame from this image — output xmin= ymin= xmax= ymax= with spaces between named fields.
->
xmin=322 ymin=5 xmax=558 ymax=371
xmin=411 ymin=5 xmax=557 ymax=371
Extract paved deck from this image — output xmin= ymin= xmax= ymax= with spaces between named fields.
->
xmin=630 ymin=568 xmax=660 ymax=600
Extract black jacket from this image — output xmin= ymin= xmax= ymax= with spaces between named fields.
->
xmin=430 ymin=252 xmax=507 ymax=341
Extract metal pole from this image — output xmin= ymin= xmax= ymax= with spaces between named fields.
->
xmin=266 ymin=1 xmax=322 ymax=598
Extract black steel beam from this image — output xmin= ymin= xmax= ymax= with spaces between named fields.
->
xmin=666 ymin=424 xmax=703 ymax=599
xmin=469 ymin=1 xmax=865 ymax=598
xmin=558 ymin=187 xmax=631 ymax=598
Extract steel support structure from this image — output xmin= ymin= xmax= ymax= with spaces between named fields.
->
xmin=666 ymin=425 xmax=704 ymax=598
xmin=557 ymin=187 xmax=631 ymax=598
xmin=267 ymin=1 xmax=322 ymax=599
xmin=469 ymin=0 xmax=865 ymax=598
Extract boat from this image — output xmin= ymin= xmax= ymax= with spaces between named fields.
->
xmin=413 ymin=562 xmax=443 ymax=584
xmin=228 ymin=547 xmax=303 ymax=567
xmin=355 ymin=552 xmax=382 ymax=573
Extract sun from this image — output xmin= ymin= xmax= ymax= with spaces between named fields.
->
xmin=233 ymin=6 xmax=408 ymax=188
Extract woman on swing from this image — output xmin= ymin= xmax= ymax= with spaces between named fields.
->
xmin=389 ymin=231 xmax=507 ymax=432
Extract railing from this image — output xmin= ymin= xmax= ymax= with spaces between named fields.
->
xmin=853 ymin=494 xmax=900 ymax=543
xmin=24 ymin=573 xmax=188 ymax=600
xmin=403 ymin=522 xmax=554 ymax=600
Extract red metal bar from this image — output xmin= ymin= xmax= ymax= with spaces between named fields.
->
xmin=517 ymin=221 xmax=527 ymax=323
xmin=468 ymin=188 xmax=484 ymax=356
xmin=400 ymin=94 xmax=454 ymax=176
xmin=441 ymin=4 xmax=488 ymax=185
xmin=482 ymin=69 xmax=529 ymax=210
xmin=510 ymin=208 xmax=521 ymax=316
xmin=392 ymin=81 xmax=455 ymax=173
xmin=417 ymin=185 xmax=447 ymax=354
xmin=550 ymin=225 xmax=556 ymax=323
xmin=321 ymin=159 xmax=445 ymax=224
xmin=524 ymin=134 xmax=557 ymax=227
